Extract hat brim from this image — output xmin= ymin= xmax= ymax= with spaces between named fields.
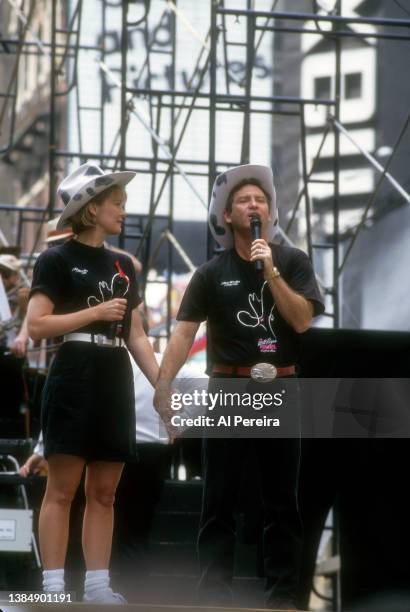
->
xmin=0 ymin=263 xmax=19 ymax=273
xmin=208 ymin=164 xmax=278 ymax=249
xmin=45 ymin=231 xmax=75 ymax=244
xmin=57 ymin=170 xmax=136 ymax=230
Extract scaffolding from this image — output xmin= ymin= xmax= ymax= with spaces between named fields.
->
xmin=1 ymin=2 xmax=410 ymax=609
xmin=1 ymin=0 xmax=409 ymax=331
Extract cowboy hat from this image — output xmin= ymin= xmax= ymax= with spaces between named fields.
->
xmin=0 ymin=254 xmax=21 ymax=274
xmin=45 ymin=217 xmax=74 ymax=244
xmin=208 ymin=164 xmax=278 ymax=249
xmin=56 ymin=163 xmax=136 ymax=230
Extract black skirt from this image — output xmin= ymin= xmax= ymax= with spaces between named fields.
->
xmin=41 ymin=341 xmax=137 ymax=462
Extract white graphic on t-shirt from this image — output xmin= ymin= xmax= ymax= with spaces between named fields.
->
xmin=236 ymin=280 xmax=277 ymax=340
xmin=72 ymin=267 xmax=88 ymax=275
xmin=87 ymin=272 xmax=129 ymax=308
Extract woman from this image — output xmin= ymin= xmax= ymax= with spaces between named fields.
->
xmin=27 ymin=163 xmax=158 ymax=603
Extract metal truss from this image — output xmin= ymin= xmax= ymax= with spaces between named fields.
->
xmin=0 ymin=3 xmax=409 ymax=608
xmin=1 ymin=0 xmax=410 ymax=333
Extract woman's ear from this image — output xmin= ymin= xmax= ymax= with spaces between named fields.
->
xmin=87 ymin=201 xmax=98 ymax=218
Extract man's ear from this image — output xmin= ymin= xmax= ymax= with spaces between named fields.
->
xmin=223 ymin=208 xmax=231 ymax=225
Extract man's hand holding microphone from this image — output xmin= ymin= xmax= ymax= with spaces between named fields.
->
xmin=250 ymin=213 xmax=278 ymax=279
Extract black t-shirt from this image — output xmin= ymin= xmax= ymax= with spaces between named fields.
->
xmin=30 ymin=240 xmax=141 ymax=340
xmin=177 ymin=245 xmax=325 ymax=368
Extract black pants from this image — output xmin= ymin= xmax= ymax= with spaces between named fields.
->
xmin=197 ymin=435 xmax=302 ymax=607
xmin=113 ymin=443 xmax=172 ymax=576
xmin=0 ymin=347 xmax=25 ymax=436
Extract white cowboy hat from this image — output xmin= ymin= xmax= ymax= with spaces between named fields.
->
xmin=56 ymin=163 xmax=136 ymax=230
xmin=208 ymin=164 xmax=278 ymax=249
xmin=0 ymin=254 xmax=21 ymax=273
xmin=45 ymin=216 xmax=74 ymax=244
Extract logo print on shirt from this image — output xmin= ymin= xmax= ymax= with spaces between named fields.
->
xmin=236 ymin=281 xmax=277 ymax=340
xmin=87 ymin=262 xmax=130 ymax=308
xmin=72 ymin=267 xmax=88 ymax=275
xmin=221 ymin=280 xmax=241 ymax=287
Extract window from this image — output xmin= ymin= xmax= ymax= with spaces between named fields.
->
xmin=314 ymin=76 xmax=332 ymax=100
xmin=344 ymin=72 xmax=362 ymax=99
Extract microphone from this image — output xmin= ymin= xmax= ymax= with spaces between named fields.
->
xmin=107 ymin=260 xmax=129 ymax=340
xmin=250 ymin=214 xmax=263 ymax=272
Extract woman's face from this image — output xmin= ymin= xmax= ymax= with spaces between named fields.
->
xmin=94 ymin=187 xmax=126 ymax=235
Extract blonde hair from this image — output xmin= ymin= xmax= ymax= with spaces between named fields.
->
xmin=70 ymin=185 xmax=126 ymax=234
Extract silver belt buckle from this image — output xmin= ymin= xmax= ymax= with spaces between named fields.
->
xmin=250 ymin=362 xmax=277 ymax=383
xmin=96 ymin=334 xmax=105 ymax=347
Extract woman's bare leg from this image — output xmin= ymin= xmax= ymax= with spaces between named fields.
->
xmin=39 ymin=454 xmax=85 ymax=568
xmin=82 ymin=461 xmax=124 ymax=569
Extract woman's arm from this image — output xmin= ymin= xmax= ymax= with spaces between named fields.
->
xmin=27 ymin=293 xmax=127 ymax=340
xmin=126 ymin=308 xmax=159 ymax=387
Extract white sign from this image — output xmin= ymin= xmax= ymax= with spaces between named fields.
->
xmin=0 ymin=509 xmax=33 ymax=552
xmin=0 ymin=519 xmax=16 ymax=541
xmin=0 ymin=276 xmax=12 ymax=322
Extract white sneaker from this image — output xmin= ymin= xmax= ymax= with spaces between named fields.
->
xmin=83 ymin=587 xmax=127 ymax=605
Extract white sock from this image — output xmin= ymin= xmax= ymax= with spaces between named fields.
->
xmin=84 ymin=569 xmax=110 ymax=597
xmin=42 ymin=568 xmax=65 ymax=592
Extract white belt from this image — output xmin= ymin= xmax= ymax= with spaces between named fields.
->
xmin=63 ymin=333 xmax=124 ymax=348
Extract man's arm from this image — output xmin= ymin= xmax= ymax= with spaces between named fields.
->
xmin=265 ymin=274 xmax=313 ymax=333
xmin=20 ymin=431 xmax=47 ymax=477
xmin=158 ymin=321 xmax=200 ymax=382
xmin=153 ymin=320 xmax=200 ymax=419
xmin=251 ymin=239 xmax=313 ymax=333
xmin=20 ymin=454 xmax=47 ymax=477
xmin=11 ymin=313 xmax=30 ymax=357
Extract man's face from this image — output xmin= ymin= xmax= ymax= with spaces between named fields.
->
xmin=224 ymin=184 xmax=271 ymax=234
xmin=0 ymin=268 xmax=19 ymax=290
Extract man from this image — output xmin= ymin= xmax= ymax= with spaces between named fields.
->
xmin=154 ymin=164 xmax=325 ymax=610
xmin=0 ymin=253 xmax=29 ymax=354
xmin=0 ymin=254 xmax=30 ymax=432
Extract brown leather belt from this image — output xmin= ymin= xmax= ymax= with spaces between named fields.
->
xmin=213 ymin=363 xmax=296 ymax=378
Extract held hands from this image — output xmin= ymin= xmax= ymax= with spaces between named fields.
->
xmin=250 ymin=239 xmax=274 ymax=279
xmin=94 ymin=298 xmax=127 ymax=322
xmin=153 ymin=380 xmax=173 ymax=422
xmin=153 ymin=381 xmax=179 ymax=443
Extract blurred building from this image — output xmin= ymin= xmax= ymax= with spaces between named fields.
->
xmin=274 ymin=0 xmax=410 ymax=330
xmin=0 ymin=1 xmax=68 ymax=251
xmin=1 ymin=1 xmax=409 ymax=330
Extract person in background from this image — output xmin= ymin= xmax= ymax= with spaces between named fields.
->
xmin=0 ymin=253 xmax=29 ymax=355
xmin=8 ymin=220 xmax=75 ymax=361
xmin=107 ymin=242 xmax=142 ymax=276
xmin=0 ymin=253 xmax=30 ymax=433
